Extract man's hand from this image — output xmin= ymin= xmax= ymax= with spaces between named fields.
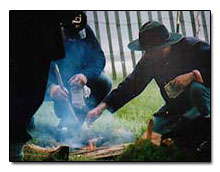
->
xmin=171 ymin=70 xmax=203 ymax=89
xmin=50 ymin=85 xmax=69 ymax=102
xmin=171 ymin=72 xmax=195 ymax=90
xmin=68 ymin=74 xmax=87 ymax=86
xmin=86 ymin=103 xmax=107 ymax=124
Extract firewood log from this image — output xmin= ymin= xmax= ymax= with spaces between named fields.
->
xmin=22 ymin=143 xmax=69 ymax=161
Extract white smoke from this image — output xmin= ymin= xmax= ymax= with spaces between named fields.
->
xmin=29 ymin=102 xmax=135 ymax=149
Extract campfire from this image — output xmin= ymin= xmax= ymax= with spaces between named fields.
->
xmin=22 ymin=119 xmax=168 ymax=161
xmin=22 ymin=139 xmax=131 ymax=161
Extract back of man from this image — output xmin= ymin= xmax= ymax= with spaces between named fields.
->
xmin=9 ymin=11 xmax=66 ymax=161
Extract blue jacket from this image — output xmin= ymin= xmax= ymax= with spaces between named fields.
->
xmin=47 ymin=25 xmax=105 ymax=90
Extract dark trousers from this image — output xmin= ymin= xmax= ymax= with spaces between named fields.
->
xmin=153 ymin=82 xmax=210 ymax=136
xmin=86 ymin=72 xmax=112 ymax=109
xmin=10 ymin=59 xmax=51 ymax=161
xmin=54 ymin=72 xmax=112 ymax=123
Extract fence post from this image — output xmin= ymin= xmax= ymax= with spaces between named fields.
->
xmin=168 ymin=11 xmax=175 ymax=32
xmin=125 ymin=11 xmax=136 ymax=69
xmin=179 ymin=11 xmax=186 ymax=36
xmin=115 ymin=11 xmax=127 ymax=78
xmin=190 ymin=11 xmax=197 ymax=37
xmin=157 ymin=11 xmax=163 ymax=23
xmin=148 ymin=11 xmax=153 ymax=21
xmin=201 ymin=11 xmax=209 ymax=43
xmin=176 ymin=11 xmax=181 ymax=33
xmin=104 ymin=11 xmax=117 ymax=80
xmin=137 ymin=11 xmax=142 ymax=29
xmin=136 ymin=11 xmax=144 ymax=55
xmin=93 ymin=11 xmax=101 ymax=45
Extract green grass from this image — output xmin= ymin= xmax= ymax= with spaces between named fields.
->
xmin=112 ymin=77 xmax=164 ymax=137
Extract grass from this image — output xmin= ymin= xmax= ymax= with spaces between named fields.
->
xmin=112 ymin=77 xmax=164 ymax=137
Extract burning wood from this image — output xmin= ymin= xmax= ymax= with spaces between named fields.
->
xmin=69 ymin=143 xmax=131 ymax=160
xmin=88 ymin=139 xmax=96 ymax=150
xmin=81 ymin=136 xmax=107 ymax=150
xmin=82 ymin=138 xmax=97 ymax=150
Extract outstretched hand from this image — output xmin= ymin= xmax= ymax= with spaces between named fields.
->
xmin=86 ymin=103 xmax=107 ymax=124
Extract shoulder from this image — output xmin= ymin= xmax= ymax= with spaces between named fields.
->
xmin=184 ymin=37 xmax=209 ymax=46
xmin=180 ymin=37 xmax=205 ymax=45
xmin=85 ymin=25 xmax=95 ymax=35
xmin=175 ymin=37 xmax=210 ymax=51
xmin=83 ymin=25 xmax=97 ymax=41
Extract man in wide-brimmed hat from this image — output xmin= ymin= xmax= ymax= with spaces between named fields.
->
xmin=86 ymin=21 xmax=210 ymax=152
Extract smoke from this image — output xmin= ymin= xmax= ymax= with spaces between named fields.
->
xmin=82 ymin=112 xmax=135 ymax=146
xmin=29 ymin=102 xmax=135 ymax=149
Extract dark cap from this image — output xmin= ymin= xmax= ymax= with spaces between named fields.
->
xmin=60 ymin=11 xmax=87 ymax=32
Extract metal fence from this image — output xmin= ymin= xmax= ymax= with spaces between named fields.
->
xmin=85 ymin=11 xmax=211 ymax=80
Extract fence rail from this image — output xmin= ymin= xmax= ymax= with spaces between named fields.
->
xmin=85 ymin=11 xmax=210 ymax=79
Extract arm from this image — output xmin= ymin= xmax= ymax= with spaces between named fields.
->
xmin=86 ymin=56 xmax=154 ymax=123
xmin=171 ymin=70 xmax=203 ymax=90
xmin=171 ymin=41 xmax=210 ymax=89
xmin=103 ymin=58 xmax=153 ymax=113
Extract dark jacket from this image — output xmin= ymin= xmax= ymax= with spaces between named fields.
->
xmin=104 ymin=37 xmax=211 ymax=113
xmin=47 ymin=25 xmax=105 ymax=91
xmin=10 ymin=11 xmax=66 ymax=142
